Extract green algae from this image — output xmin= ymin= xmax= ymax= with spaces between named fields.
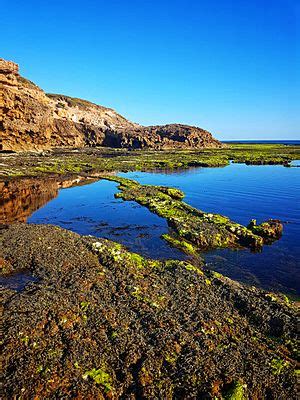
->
xmin=271 ymin=358 xmax=290 ymax=376
xmin=223 ymin=380 xmax=245 ymax=400
xmin=184 ymin=263 xmax=204 ymax=275
xmin=92 ymin=240 xmax=147 ymax=270
xmin=1 ymin=224 xmax=298 ymax=398
xmin=80 ymin=301 xmax=90 ymax=312
xmin=1 ymin=143 xmax=299 ymax=179
xmin=165 ymin=352 xmax=178 ymax=364
xmin=130 ymin=285 xmax=161 ymax=308
xmin=99 ymin=175 xmax=282 ymax=255
xmin=247 ymin=219 xmax=283 ymax=242
xmin=159 ymin=187 xmax=185 ymax=200
xmin=82 ymin=368 xmax=114 ymax=392
xmin=162 ymin=233 xmax=199 ymax=256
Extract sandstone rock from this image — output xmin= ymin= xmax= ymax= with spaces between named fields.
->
xmin=0 ymin=59 xmax=19 ymax=87
xmin=0 ymin=59 xmax=19 ymax=75
xmin=0 ymin=58 xmax=223 ymax=151
xmin=248 ymin=219 xmax=283 ymax=242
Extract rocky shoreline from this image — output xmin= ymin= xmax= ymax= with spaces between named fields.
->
xmin=1 ymin=224 xmax=298 ymax=399
xmin=1 ymin=141 xmax=299 ymax=398
xmin=0 ymin=143 xmax=299 ymax=180
xmin=99 ymin=175 xmax=283 ymax=253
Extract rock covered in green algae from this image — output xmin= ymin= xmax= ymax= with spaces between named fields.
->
xmin=247 ymin=219 xmax=283 ymax=242
xmin=1 ymin=224 xmax=297 ymax=399
xmin=100 ymin=176 xmax=283 ymax=255
xmin=1 ymin=143 xmax=299 ymax=180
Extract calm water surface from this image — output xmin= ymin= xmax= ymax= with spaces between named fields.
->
xmin=28 ymin=179 xmax=185 ymax=260
xmin=28 ymin=163 xmax=300 ymax=295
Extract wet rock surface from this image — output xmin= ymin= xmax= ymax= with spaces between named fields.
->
xmin=247 ymin=219 xmax=283 ymax=242
xmin=100 ymin=176 xmax=283 ymax=253
xmin=0 ymin=224 xmax=298 ymax=399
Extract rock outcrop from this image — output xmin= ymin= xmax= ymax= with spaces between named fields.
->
xmin=0 ymin=58 xmax=222 ymax=151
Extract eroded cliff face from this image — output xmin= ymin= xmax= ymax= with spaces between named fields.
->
xmin=0 ymin=58 xmax=223 ymax=151
xmin=0 ymin=59 xmax=58 ymax=151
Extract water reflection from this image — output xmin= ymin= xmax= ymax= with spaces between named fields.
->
xmin=0 ymin=178 xmax=59 ymax=224
xmin=1 ymin=162 xmax=299 ymax=295
xmin=0 ymin=270 xmax=38 ymax=292
xmin=120 ymin=163 xmax=300 ymax=295
xmin=27 ymin=179 xmax=185 ymax=260
xmin=0 ymin=176 xmax=92 ymax=224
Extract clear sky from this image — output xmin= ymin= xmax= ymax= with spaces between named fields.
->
xmin=2 ymin=0 xmax=299 ymax=140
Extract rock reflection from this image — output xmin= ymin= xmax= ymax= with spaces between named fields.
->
xmin=0 ymin=176 xmax=86 ymax=224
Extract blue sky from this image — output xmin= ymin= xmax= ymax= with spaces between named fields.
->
xmin=2 ymin=0 xmax=299 ymax=140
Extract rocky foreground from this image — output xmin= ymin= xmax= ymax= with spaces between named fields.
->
xmin=1 ymin=224 xmax=298 ymax=399
xmin=0 ymin=58 xmax=222 ymax=151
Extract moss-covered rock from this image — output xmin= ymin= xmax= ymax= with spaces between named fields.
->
xmin=248 ymin=219 xmax=283 ymax=242
xmin=100 ymin=176 xmax=282 ymax=254
xmin=1 ymin=143 xmax=299 ymax=180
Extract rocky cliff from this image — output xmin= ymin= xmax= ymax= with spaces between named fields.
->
xmin=0 ymin=58 xmax=222 ymax=151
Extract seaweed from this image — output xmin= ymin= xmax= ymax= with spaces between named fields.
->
xmin=0 ymin=224 xmax=297 ymax=398
xmin=100 ymin=175 xmax=283 ymax=253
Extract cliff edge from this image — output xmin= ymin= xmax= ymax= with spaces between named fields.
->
xmin=0 ymin=58 xmax=223 ymax=151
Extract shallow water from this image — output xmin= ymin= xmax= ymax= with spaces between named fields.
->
xmin=28 ymin=163 xmax=300 ymax=295
xmin=0 ymin=271 xmax=38 ymax=292
xmin=28 ymin=179 xmax=185 ymax=260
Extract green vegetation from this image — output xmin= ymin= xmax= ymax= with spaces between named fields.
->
xmin=47 ymin=93 xmax=105 ymax=110
xmin=223 ymin=380 xmax=245 ymax=400
xmin=17 ymin=75 xmax=39 ymax=89
xmin=82 ymin=368 xmax=114 ymax=392
xmin=0 ymin=143 xmax=299 ymax=179
xmin=99 ymin=175 xmax=283 ymax=254
xmin=162 ymin=233 xmax=199 ymax=255
xmin=1 ymin=224 xmax=298 ymax=398
xmin=271 ymin=358 xmax=290 ymax=376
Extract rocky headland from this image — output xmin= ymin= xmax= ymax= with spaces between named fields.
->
xmin=0 ymin=58 xmax=222 ymax=152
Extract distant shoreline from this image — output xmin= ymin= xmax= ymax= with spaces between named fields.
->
xmin=223 ymin=140 xmax=300 ymax=145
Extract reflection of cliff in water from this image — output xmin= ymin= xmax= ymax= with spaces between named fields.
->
xmin=0 ymin=178 xmax=59 ymax=224
xmin=0 ymin=176 xmax=86 ymax=224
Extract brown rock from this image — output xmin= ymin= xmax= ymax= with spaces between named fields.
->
xmin=0 ymin=58 xmax=223 ymax=151
xmin=0 ymin=59 xmax=19 ymax=75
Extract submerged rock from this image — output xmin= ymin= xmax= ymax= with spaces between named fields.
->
xmin=0 ymin=224 xmax=298 ymax=398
